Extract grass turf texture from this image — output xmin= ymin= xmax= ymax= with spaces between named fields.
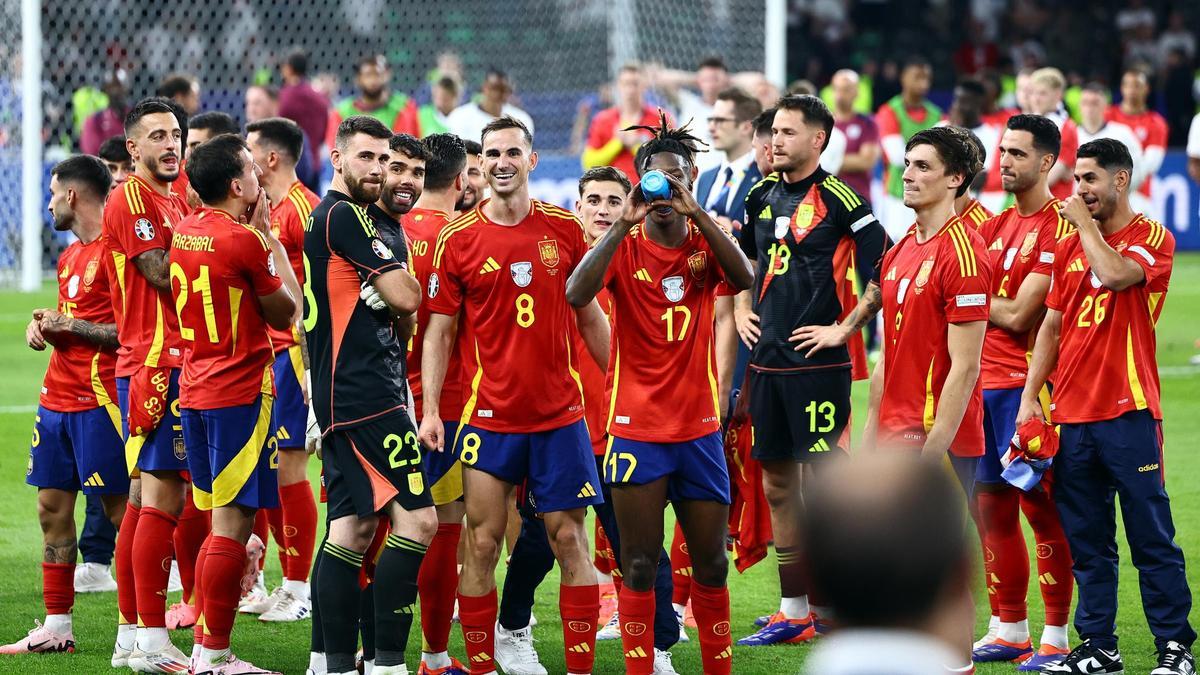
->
xmin=0 ymin=255 xmax=1197 ymax=674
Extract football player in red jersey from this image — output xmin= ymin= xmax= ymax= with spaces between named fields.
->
xmin=566 ymin=115 xmax=753 ymax=675
xmin=1018 ymin=139 xmax=1195 ymax=675
xmin=1 ymin=156 xmax=124 ymax=657
xmin=955 ymin=130 xmax=994 ymax=229
xmin=970 ymin=114 xmax=1075 ymax=671
xmin=243 ymin=117 xmax=322 ymax=623
xmin=101 ymin=97 xmax=194 ymax=672
xmin=171 ymin=133 xmax=299 ymax=675
xmin=1106 ymin=69 xmax=1167 ymax=219
xmin=867 ymin=125 xmax=991 ymax=672
xmin=420 ymin=116 xmax=612 ymax=675
xmin=455 ymin=139 xmax=485 ymax=217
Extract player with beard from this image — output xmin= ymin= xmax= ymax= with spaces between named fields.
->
xmin=100 ymin=97 xmax=194 ymax=672
xmin=420 ymin=117 xmax=612 ymax=675
xmin=733 ymin=95 xmax=887 ymax=646
xmin=305 ymin=116 xmax=437 ymax=675
xmin=1 ymin=156 xmax=125 ymax=657
xmin=455 ymin=140 xmax=484 ymax=216
xmin=567 ymin=115 xmax=753 ymax=675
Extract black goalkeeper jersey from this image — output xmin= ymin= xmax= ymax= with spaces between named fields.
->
xmin=304 ymin=190 xmax=410 ymax=433
xmin=738 ymin=167 xmax=887 ymax=372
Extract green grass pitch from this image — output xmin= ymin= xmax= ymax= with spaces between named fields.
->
xmin=0 ymin=255 xmax=1197 ymax=673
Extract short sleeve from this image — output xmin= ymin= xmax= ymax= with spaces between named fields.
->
xmin=875 ymin=104 xmax=900 ymax=138
xmin=940 ymin=234 xmax=991 ymax=323
xmin=106 ymin=194 xmax=169 ymax=260
xmin=1045 ymin=237 xmax=1071 ymax=312
xmin=738 ymin=187 xmax=762 ymax=261
xmin=239 ymin=228 xmax=284 ymax=297
xmin=602 ymin=237 xmax=628 ymax=290
xmin=276 ymin=206 xmax=306 ymax=283
xmin=1146 ymin=115 xmax=1168 ymax=150
xmin=425 ymin=232 xmax=465 ymax=316
xmin=327 ymin=202 xmax=404 ymax=282
xmin=1122 ymin=220 xmax=1175 ymax=290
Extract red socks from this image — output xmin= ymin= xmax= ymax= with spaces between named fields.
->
xmin=252 ymin=510 xmax=269 ymax=572
xmin=133 ymin=506 xmax=178 ymax=628
xmin=670 ymin=522 xmax=692 ymax=606
xmin=976 ymin=488 xmax=1028 ymax=622
xmin=193 ymin=535 xmax=211 ymax=646
xmin=200 ymin=536 xmax=246 ymax=651
xmin=173 ymin=489 xmax=209 ymax=604
xmin=594 ymin=520 xmax=615 ymax=576
xmin=1021 ymin=488 xmax=1074 ymax=626
xmin=970 ymin=501 xmax=1001 ymax=617
xmin=618 ymin=586 xmax=654 ymax=674
xmin=279 ymin=480 xmax=317 ymax=581
xmin=418 ymin=523 xmax=461 ymax=653
xmin=116 ymin=502 xmax=140 ymax=625
xmin=42 ymin=562 xmax=74 ymax=615
xmin=458 ymin=589 xmax=498 ymax=673
xmin=691 ymin=581 xmax=733 ymax=675
xmin=560 ymin=583 xmax=599 ymax=674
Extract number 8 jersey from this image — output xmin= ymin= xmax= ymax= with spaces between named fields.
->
xmin=426 ymin=199 xmax=590 ymax=433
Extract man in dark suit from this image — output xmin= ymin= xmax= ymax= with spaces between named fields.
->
xmin=696 ymin=88 xmax=764 ymax=235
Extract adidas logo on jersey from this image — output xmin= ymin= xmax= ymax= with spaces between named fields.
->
xmin=989 ymin=237 xmax=1004 ymax=251
xmin=758 ymin=205 xmax=773 ymax=220
xmin=479 ymin=257 xmax=501 ymax=275
xmin=577 ymin=482 xmax=598 ymax=498
xmin=884 ymin=267 xmax=897 ymax=281
xmin=634 ymin=268 xmax=652 ymax=282
xmin=1067 ymin=258 xmax=1085 ymax=273
xmin=83 ymin=472 xmax=105 ymax=488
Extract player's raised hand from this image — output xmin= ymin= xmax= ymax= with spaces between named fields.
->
xmin=734 ymin=305 xmax=761 ymax=348
xmin=419 ymin=415 xmax=446 ymax=453
xmin=1056 ymin=195 xmax=1095 ymax=230
xmin=789 ymin=323 xmax=851 ymax=356
xmin=26 ymin=316 xmax=46 ymax=351
xmin=248 ymin=188 xmax=271 ymax=234
xmin=620 ymin=181 xmax=656 ymax=226
xmin=658 ymin=172 xmax=703 ymax=218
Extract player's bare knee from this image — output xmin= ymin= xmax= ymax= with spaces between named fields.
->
xmin=100 ymin=493 xmax=127 ymax=528
xmin=548 ymin=522 xmax=588 ymax=563
xmin=466 ymin=526 xmax=503 ymax=568
xmin=36 ymin=493 xmax=72 ymax=534
xmin=690 ymin=551 xmax=729 ymax=588
xmin=390 ymin=505 xmax=438 ymax=546
xmin=328 ymin=514 xmax=379 ymax=552
xmin=623 ymin=551 xmax=659 ymax=591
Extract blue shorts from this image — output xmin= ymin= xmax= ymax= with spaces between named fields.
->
xmin=603 ymin=432 xmax=731 ymax=504
xmin=977 ymin=387 xmax=1022 ymax=485
xmin=28 ymin=405 xmax=130 ymax=495
xmin=271 ymin=347 xmax=307 ymax=449
xmin=454 ymin=420 xmax=602 ymax=514
xmin=117 ymin=371 xmax=187 ymax=474
xmin=426 ymin=420 xmax=463 ymax=506
xmin=182 ymin=394 xmax=279 ymax=511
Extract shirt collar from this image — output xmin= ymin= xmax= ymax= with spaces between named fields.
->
xmin=718 ymin=150 xmax=756 ymax=179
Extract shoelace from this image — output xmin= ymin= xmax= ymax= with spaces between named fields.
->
xmin=509 ymin=631 xmax=539 ymax=662
xmin=1157 ymin=649 xmax=1184 ymax=668
xmin=656 ymin=650 xmax=673 ymax=664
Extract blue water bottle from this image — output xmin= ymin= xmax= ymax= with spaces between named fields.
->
xmin=640 ymin=170 xmax=672 ymax=202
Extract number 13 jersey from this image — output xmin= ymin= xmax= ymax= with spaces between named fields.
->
xmin=426 ymin=199 xmax=590 ymax=433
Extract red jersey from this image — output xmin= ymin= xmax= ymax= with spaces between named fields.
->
xmin=1050 ymin=118 xmax=1079 ymax=201
xmin=266 ymin=181 xmax=318 ymax=353
xmin=575 ymin=288 xmax=611 ymax=456
xmin=426 ymin=199 xmax=590 ymax=432
xmin=1105 ymin=106 xmax=1167 ymax=198
xmin=169 ymin=208 xmax=282 ymax=409
xmin=879 ymin=216 xmax=992 ymax=457
xmin=978 ymin=200 xmax=1068 ymax=389
xmin=981 ymin=110 xmax=1018 ymax=194
xmin=960 ymin=198 xmax=994 ymax=230
xmin=1045 ymin=215 xmax=1172 ymax=423
xmin=101 ymin=174 xmax=190 ymax=376
xmin=40 ymin=238 xmax=119 ymax=412
xmin=604 ymin=223 xmax=731 ymax=443
xmin=584 ymin=106 xmax=665 ymax=182
xmin=401 ymin=206 xmax=465 ymax=421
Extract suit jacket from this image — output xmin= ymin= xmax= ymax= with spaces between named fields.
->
xmin=695 ymin=161 xmax=763 ymax=226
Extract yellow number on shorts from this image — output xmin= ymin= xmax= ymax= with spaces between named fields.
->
xmin=31 ymin=416 xmax=40 ymax=447
xmin=460 ymin=432 xmax=481 ymax=465
xmin=805 ymin=400 xmax=836 ymax=433
xmin=170 ymin=262 xmax=219 ymax=343
xmin=767 ymin=242 xmax=791 ymax=276
xmin=1077 ymin=292 xmax=1111 ymax=328
xmin=659 ymin=306 xmax=692 ymax=342
xmin=603 ymin=447 xmax=638 ymax=482
xmin=267 ymin=436 xmax=280 ymax=469
xmin=515 ymin=293 xmax=535 ymax=328
xmin=302 ymin=253 xmax=318 ymax=332
xmin=384 ymin=431 xmax=422 ymax=469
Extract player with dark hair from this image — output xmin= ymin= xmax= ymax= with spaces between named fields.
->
xmin=733 ymin=94 xmax=887 ymax=646
xmin=1018 ymin=138 xmax=1195 ymax=675
xmin=1107 ymin=68 xmax=1167 ymax=219
xmin=187 ymin=112 xmax=240 ymax=159
xmin=419 ymin=116 xmax=612 ymax=675
xmin=567 ymin=112 xmax=752 ymax=675
xmin=171 ymin=132 xmax=300 ymax=675
xmin=326 ymin=54 xmax=420 ymax=150
xmin=157 ymin=74 xmax=201 ymax=115
xmin=241 ymin=116 xmax=322 ymax=624
xmin=99 ymin=137 xmax=134 ymax=185
xmin=969 ymin=113 xmax=1075 ymax=670
xmin=867 ymin=124 xmax=992 ymax=672
xmin=1 ymin=155 xmax=123 ymax=657
xmin=101 ymin=96 xmax=193 ymax=672
xmin=876 ymin=56 xmax=942 ymax=242
xmin=455 ymin=139 xmax=484 ymax=215
xmin=751 ymin=108 xmax=775 ymax=177
xmin=953 ymin=127 xmax=993 ymax=228
xmin=306 ymin=116 xmax=436 ymax=675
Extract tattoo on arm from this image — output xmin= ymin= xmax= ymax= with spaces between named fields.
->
xmin=844 ymin=283 xmax=883 ymax=333
xmin=70 ymin=320 xmax=119 ymax=348
xmin=133 ymin=249 xmax=171 ymax=292
xmin=297 ymin=323 xmax=311 ymax=369
xmin=43 ymin=538 xmax=78 ymax=564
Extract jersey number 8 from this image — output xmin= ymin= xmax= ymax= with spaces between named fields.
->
xmin=515 ymin=293 xmax=536 ymax=328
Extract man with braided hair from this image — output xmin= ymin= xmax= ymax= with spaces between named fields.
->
xmin=567 ymin=114 xmax=752 ymax=675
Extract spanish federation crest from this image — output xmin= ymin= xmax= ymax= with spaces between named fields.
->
xmin=662 ymin=275 xmax=685 ymax=302
xmin=83 ymin=259 xmax=99 ymax=286
xmin=687 ymin=251 xmax=708 ymax=280
xmin=538 ymin=239 xmax=559 ymax=268
xmin=511 ymin=262 xmax=533 ymax=287
xmin=1018 ymin=230 xmax=1038 ymax=262
xmin=792 ymin=203 xmax=815 ymax=235
xmin=914 ymin=258 xmax=935 ymax=294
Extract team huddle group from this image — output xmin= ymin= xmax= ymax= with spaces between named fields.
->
xmin=6 ymin=75 xmax=1196 ymax=675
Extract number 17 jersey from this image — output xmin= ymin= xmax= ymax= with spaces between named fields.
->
xmin=426 ymin=199 xmax=590 ymax=433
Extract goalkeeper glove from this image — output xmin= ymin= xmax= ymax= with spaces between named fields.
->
xmin=359 ymin=281 xmax=386 ymax=311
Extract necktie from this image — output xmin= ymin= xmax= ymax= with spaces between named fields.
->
xmin=710 ymin=165 xmax=734 ymax=218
